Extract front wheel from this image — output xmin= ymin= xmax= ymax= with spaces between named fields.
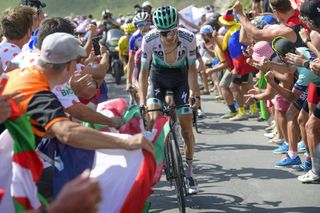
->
xmin=169 ymin=133 xmax=186 ymax=213
xmin=113 ymin=61 xmax=122 ymax=85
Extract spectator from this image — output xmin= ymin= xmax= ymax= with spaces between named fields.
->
xmin=0 ymin=5 xmax=36 ymax=71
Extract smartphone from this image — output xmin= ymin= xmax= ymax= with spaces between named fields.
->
xmin=0 ymin=73 xmax=9 ymax=95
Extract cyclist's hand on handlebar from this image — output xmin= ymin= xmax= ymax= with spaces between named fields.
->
xmin=124 ymin=133 xmax=154 ymax=153
xmin=189 ymin=97 xmax=200 ymax=110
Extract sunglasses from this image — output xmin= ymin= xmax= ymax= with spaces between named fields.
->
xmin=135 ymin=21 xmax=149 ymax=28
xmin=160 ymin=29 xmax=177 ymax=37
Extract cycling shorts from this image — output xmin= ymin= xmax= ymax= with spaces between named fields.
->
xmin=147 ymin=66 xmax=192 ymax=114
xmin=293 ymin=88 xmax=308 ymax=110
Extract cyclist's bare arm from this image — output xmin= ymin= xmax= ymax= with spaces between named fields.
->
xmin=188 ymin=64 xmax=200 ymax=97
xmin=139 ymin=66 xmax=149 ymax=106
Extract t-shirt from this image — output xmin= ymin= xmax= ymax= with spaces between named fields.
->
xmin=3 ymin=67 xmax=68 ymax=143
xmin=129 ymin=30 xmax=143 ymax=54
xmin=294 ymin=47 xmax=320 ymax=89
xmin=214 ymin=36 xmax=225 ymax=63
xmin=0 ymin=41 xmax=21 ymax=71
xmin=141 ymin=28 xmax=197 ymax=70
xmin=118 ymin=35 xmax=129 ymax=56
xmin=12 ymin=51 xmax=80 ymax=109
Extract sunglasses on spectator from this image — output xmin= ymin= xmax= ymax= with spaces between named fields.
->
xmin=136 ymin=22 xmax=149 ymax=28
xmin=160 ymin=29 xmax=177 ymax=37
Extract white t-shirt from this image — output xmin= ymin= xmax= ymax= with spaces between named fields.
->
xmin=12 ymin=51 xmax=80 ymax=109
xmin=0 ymin=41 xmax=21 ymax=71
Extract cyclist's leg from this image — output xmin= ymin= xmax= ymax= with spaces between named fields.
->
xmin=146 ymin=78 xmax=166 ymax=128
xmin=173 ymin=80 xmax=198 ymax=194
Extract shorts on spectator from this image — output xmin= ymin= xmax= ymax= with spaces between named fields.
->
xmin=272 ymin=94 xmax=290 ymax=112
xmin=219 ymin=70 xmax=232 ymax=88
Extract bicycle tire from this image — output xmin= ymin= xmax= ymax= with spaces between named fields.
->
xmin=169 ymin=133 xmax=186 ymax=213
xmin=193 ymin=109 xmax=200 ymax=133
xmin=164 ymin=138 xmax=172 ymax=183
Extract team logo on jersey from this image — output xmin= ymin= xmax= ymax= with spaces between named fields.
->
xmin=154 ymin=50 xmax=164 ymax=57
xmin=189 ymin=50 xmax=196 ymax=56
xmin=145 ymin=32 xmax=159 ymax=43
xmin=178 ymin=30 xmax=194 ymax=43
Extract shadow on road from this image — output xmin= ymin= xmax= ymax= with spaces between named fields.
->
xmin=196 ymin=121 xmax=266 ymax=134
xmin=194 ymin=142 xmax=275 ymax=153
xmin=150 ymin=189 xmax=320 ymax=213
xmin=194 ymin=163 xmax=296 ymax=185
xmin=149 ymin=162 xmax=304 ymax=213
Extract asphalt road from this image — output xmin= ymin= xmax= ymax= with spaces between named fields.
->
xmin=106 ymin=74 xmax=320 ymax=213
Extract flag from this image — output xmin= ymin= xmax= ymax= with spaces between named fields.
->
xmin=90 ymin=133 xmax=156 ymax=213
xmin=90 ymin=101 xmax=171 ymax=212
xmin=0 ymin=115 xmax=47 ymax=212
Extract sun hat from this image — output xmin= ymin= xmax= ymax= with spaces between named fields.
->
xmin=219 ymin=8 xmax=238 ymax=26
xmin=252 ymin=41 xmax=274 ymax=61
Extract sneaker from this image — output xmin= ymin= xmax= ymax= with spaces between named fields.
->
xmin=264 ymin=131 xmax=277 ymax=139
xmin=256 ymin=117 xmax=265 ymax=122
xmin=269 ymin=138 xmax=285 ymax=145
xmin=221 ymin=111 xmax=237 ymax=119
xmin=297 ymin=170 xmax=320 ymax=183
xmin=185 ymin=176 xmax=199 ymax=195
xmin=229 ymin=112 xmax=249 ymax=121
xmin=298 ymin=141 xmax=306 ymax=153
xmin=275 ymin=155 xmax=301 ymax=167
xmin=248 ymin=112 xmax=260 ymax=118
xmin=273 ymin=142 xmax=289 ymax=154
xmin=213 ymin=95 xmax=223 ymax=101
xmin=293 ymin=159 xmax=312 ymax=172
xmin=197 ymin=109 xmax=206 ymax=119
xmin=265 ymin=123 xmax=276 ymax=132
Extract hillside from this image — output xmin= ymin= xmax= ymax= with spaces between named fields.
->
xmin=0 ymin=0 xmax=250 ymax=18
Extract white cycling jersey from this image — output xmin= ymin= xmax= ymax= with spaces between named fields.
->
xmin=141 ymin=27 xmax=197 ymax=70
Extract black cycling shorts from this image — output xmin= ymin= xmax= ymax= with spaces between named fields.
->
xmin=293 ymin=89 xmax=308 ymax=110
xmin=232 ymin=74 xmax=250 ymax=85
xmin=148 ymin=66 xmax=189 ymax=107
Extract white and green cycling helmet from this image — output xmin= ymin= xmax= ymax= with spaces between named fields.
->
xmin=152 ymin=6 xmax=178 ymax=31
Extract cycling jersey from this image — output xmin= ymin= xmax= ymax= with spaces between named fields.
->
xmin=118 ymin=35 xmax=129 ymax=56
xmin=141 ymin=27 xmax=197 ymax=70
xmin=129 ymin=30 xmax=143 ymax=54
xmin=142 ymin=28 xmax=196 ymax=113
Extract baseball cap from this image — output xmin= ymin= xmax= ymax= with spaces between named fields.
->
xmin=200 ymin=25 xmax=214 ymax=35
xmin=252 ymin=41 xmax=274 ymax=61
xmin=40 ymin=32 xmax=87 ymax=64
xmin=261 ymin=15 xmax=278 ymax=25
xmin=21 ymin=0 xmax=46 ymax=9
xmin=271 ymin=36 xmax=296 ymax=57
xmin=300 ymin=0 xmax=320 ymax=20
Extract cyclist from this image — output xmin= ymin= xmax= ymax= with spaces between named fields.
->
xmin=126 ymin=11 xmax=151 ymax=91
xmin=118 ymin=23 xmax=136 ymax=74
xmin=139 ymin=6 xmax=200 ymax=194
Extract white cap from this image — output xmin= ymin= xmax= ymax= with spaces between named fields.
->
xmin=142 ymin=1 xmax=152 ymax=8
xmin=40 ymin=32 xmax=87 ymax=64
